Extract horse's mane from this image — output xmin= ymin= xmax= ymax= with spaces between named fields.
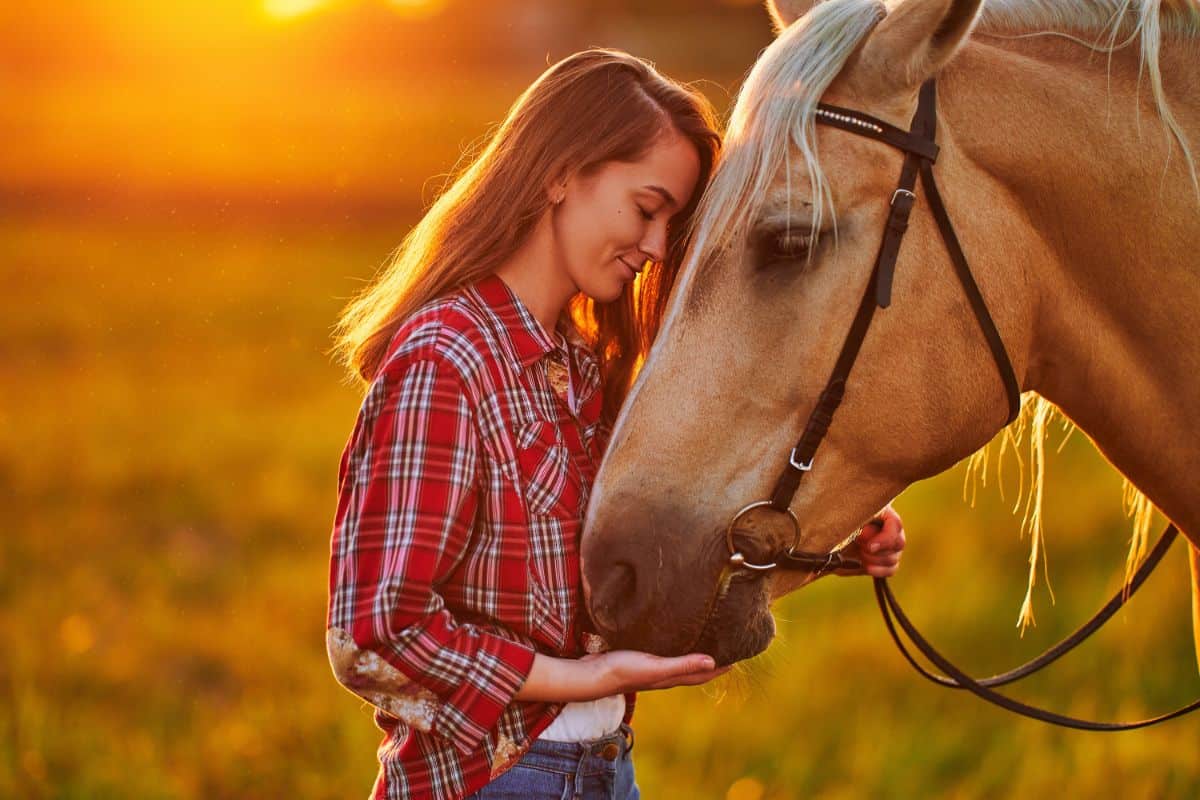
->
xmin=692 ymin=0 xmax=1198 ymax=257
xmin=688 ymin=0 xmax=1198 ymax=630
xmin=980 ymin=0 xmax=1200 ymax=37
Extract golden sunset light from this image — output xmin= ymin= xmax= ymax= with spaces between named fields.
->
xmin=263 ymin=0 xmax=331 ymax=20
xmin=386 ymin=0 xmax=449 ymax=17
xmin=263 ymin=0 xmax=448 ymax=21
xmin=6 ymin=1 xmax=1199 ymax=798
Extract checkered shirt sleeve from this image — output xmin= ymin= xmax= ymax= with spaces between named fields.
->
xmin=327 ymin=356 xmax=537 ymax=756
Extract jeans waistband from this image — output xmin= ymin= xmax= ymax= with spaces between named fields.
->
xmin=522 ymin=723 xmax=634 ymax=776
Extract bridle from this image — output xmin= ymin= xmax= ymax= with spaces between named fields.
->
xmin=723 ymin=79 xmax=1199 ymax=730
xmin=725 ymin=79 xmax=1018 ymax=574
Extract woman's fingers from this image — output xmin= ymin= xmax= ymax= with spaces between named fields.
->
xmin=831 ymin=503 xmax=906 ymax=577
xmin=602 ymin=650 xmax=730 ymax=692
xmin=863 ymin=555 xmax=901 ymax=577
xmin=859 ymin=505 xmax=905 ymax=555
xmin=604 ymin=651 xmax=714 ymax=689
xmin=643 ymin=665 xmax=732 ymax=690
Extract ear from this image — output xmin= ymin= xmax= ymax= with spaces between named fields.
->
xmin=851 ymin=0 xmax=984 ymax=99
xmin=544 ymin=173 xmax=568 ymax=205
xmin=765 ymin=0 xmax=820 ymax=32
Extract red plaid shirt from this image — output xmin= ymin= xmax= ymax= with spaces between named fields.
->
xmin=327 ymin=274 xmax=634 ymax=800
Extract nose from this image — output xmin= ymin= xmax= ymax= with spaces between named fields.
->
xmin=582 ymin=549 xmax=654 ymax=640
xmin=638 ymin=222 xmax=667 ymax=265
xmin=582 ymin=493 xmax=723 ymax=655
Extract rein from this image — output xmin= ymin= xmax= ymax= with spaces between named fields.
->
xmin=725 ymin=78 xmax=1200 ymax=730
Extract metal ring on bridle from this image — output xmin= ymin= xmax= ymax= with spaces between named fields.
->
xmin=725 ymin=500 xmax=802 ymax=572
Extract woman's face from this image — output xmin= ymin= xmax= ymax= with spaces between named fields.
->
xmin=553 ymin=128 xmax=702 ymax=303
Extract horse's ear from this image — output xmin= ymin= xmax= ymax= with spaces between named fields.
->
xmin=851 ymin=0 xmax=984 ymax=98
xmin=765 ymin=0 xmax=820 ymax=32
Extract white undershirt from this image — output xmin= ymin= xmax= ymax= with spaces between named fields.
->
xmin=538 ymin=694 xmax=626 ymax=742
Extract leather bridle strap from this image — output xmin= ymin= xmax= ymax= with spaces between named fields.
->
xmin=874 ymin=523 xmax=1200 ymax=730
xmin=737 ymin=78 xmax=1200 ymax=730
xmin=768 ymin=79 xmax=1020 ymax=513
xmin=918 ymin=160 xmax=1022 ymax=419
xmin=884 ymin=522 xmax=1177 ymax=690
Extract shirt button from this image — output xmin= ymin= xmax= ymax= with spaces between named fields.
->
xmin=599 ymin=742 xmax=620 ymax=761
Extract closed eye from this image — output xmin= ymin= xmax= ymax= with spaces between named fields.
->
xmin=756 ymin=227 xmax=818 ymax=269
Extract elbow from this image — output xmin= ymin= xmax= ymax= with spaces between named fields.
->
xmin=326 ymin=626 xmax=370 ymax=689
xmin=325 ymin=626 xmax=440 ymax=732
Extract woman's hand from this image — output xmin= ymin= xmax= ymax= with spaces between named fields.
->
xmin=835 ymin=502 xmax=907 ymax=578
xmin=514 ymin=650 xmax=730 ymax=703
xmin=583 ymin=650 xmax=731 ymax=693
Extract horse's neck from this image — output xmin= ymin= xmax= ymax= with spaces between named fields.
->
xmin=946 ymin=34 xmax=1200 ymax=536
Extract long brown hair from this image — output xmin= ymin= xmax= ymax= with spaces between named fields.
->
xmin=330 ymin=48 xmax=720 ymax=423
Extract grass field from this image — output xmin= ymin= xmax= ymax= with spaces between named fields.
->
xmin=4 ymin=3 xmax=1200 ymax=793
xmin=3 ymin=208 xmax=1198 ymax=799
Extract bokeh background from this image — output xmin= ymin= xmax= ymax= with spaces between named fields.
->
xmin=3 ymin=1 xmax=1198 ymax=797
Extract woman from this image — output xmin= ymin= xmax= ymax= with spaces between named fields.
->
xmin=326 ymin=49 xmax=907 ymax=800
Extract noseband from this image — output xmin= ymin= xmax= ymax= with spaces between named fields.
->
xmin=723 ymin=79 xmax=1199 ymax=730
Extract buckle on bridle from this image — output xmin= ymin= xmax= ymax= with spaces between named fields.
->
xmin=891 ymin=188 xmax=916 ymax=206
xmin=788 ymin=447 xmax=814 ymax=472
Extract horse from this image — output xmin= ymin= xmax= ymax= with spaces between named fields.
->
xmin=579 ymin=0 xmax=1200 ymax=669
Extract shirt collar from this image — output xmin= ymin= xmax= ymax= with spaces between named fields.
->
xmin=471 ymin=273 xmax=569 ymax=373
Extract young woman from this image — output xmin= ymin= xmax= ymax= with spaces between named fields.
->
xmin=326 ymin=49 xmax=907 ymax=800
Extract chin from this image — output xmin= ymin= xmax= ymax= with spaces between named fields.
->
xmin=690 ymin=573 xmax=777 ymax=667
xmin=576 ymin=270 xmax=632 ymax=305
xmin=592 ymin=281 xmax=627 ymax=304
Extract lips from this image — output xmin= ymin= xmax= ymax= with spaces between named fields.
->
xmin=691 ymin=571 xmax=775 ymax=666
xmin=617 ymin=255 xmax=642 ymax=280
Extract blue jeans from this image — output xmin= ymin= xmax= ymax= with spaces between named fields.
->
xmin=468 ymin=724 xmax=639 ymax=800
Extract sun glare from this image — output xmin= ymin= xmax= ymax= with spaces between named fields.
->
xmin=264 ymin=0 xmax=447 ymax=21
xmin=387 ymin=0 xmax=449 ymax=19
xmin=264 ymin=0 xmax=331 ymax=20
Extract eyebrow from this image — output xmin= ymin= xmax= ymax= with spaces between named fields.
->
xmin=644 ymin=185 xmax=678 ymax=209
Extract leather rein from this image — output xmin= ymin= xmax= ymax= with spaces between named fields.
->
xmin=724 ymin=79 xmax=1199 ymax=730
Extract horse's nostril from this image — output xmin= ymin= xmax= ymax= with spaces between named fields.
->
xmin=611 ymin=560 xmax=637 ymax=598
xmin=590 ymin=559 xmax=645 ymax=635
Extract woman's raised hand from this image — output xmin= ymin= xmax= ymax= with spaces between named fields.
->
xmin=835 ymin=502 xmax=907 ymax=578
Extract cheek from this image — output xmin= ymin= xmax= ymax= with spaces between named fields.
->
xmin=587 ymin=181 xmax=644 ymax=243
xmin=608 ymin=203 xmax=646 ymax=247
xmin=564 ymin=199 xmax=636 ymax=260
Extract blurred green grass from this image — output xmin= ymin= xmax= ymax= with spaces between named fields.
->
xmin=4 ymin=6 xmax=1200 ymax=789
xmin=3 ymin=210 xmax=1198 ymax=799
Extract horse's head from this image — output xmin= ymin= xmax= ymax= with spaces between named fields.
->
xmin=581 ymin=0 xmax=1039 ymax=665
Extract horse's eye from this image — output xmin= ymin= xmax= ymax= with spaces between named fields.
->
xmin=757 ymin=228 xmax=815 ymax=269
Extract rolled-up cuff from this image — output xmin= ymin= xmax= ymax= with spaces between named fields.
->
xmin=431 ymin=632 xmax=537 ymax=755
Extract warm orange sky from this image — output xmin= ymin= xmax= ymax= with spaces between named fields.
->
xmin=0 ymin=1 xmax=770 ymax=222
xmin=264 ymin=0 xmax=450 ymax=20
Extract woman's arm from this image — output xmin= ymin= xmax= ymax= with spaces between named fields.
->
xmin=327 ymin=357 xmax=535 ymax=756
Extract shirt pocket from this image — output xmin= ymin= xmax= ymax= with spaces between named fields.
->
xmin=514 ymin=417 xmax=583 ymax=520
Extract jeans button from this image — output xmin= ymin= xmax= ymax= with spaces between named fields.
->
xmin=599 ymin=742 xmax=620 ymax=761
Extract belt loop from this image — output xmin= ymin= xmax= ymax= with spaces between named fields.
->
xmin=620 ymin=722 xmax=635 ymax=754
xmin=572 ymin=743 xmax=587 ymax=800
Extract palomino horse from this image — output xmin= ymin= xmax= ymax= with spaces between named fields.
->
xmin=580 ymin=0 xmax=1200 ymax=668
